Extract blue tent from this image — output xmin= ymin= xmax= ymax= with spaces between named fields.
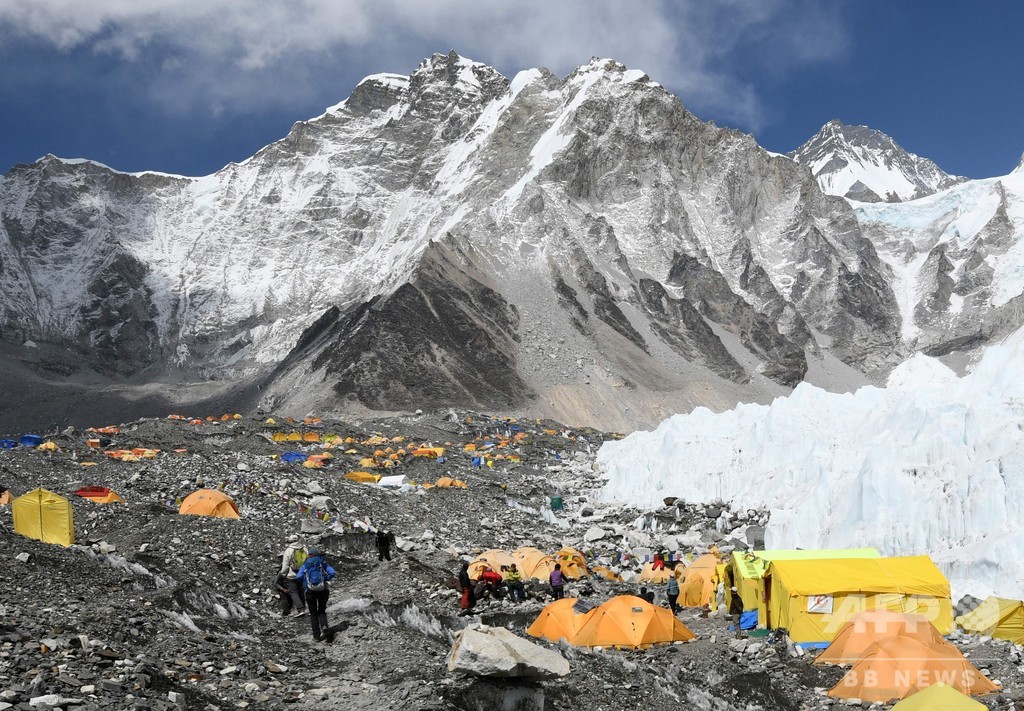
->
xmin=281 ymin=452 xmax=307 ymax=463
xmin=19 ymin=434 xmax=43 ymax=448
xmin=0 ymin=439 xmax=17 ymax=449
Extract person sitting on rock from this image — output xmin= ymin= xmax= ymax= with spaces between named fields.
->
xmin=549 ymin=563 xmax=567 ymax=600
xmin=278 ymin=534 xmax=307 ymax=617
xmin=505 ymin=564 xmax=525 ymax=603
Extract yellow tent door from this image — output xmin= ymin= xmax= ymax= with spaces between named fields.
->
xmin=12 ymin=488 xmax=74 ymax=546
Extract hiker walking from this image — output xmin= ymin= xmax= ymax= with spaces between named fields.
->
xmin=375 ymin=529 xmax=395 ymax=562
xmin=458 ymin=561 xmax=476 ymax=615
xmin=549 ymin=563 xmax=567 ymax=600
xmin=278 ymin=534 xmax=307 ymax=617
xmin=295 ymin=549 xmax=336 ymax=642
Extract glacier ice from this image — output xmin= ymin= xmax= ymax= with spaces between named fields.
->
xmin=596 ymin=344 xmax=1024 ymax=598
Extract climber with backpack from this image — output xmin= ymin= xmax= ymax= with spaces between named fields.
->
xmin=278 ymin=534 xmax=308 ymax=617
xmin=295 ymin=549 xmax=337 ymax=641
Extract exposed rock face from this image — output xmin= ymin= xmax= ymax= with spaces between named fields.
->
xmin=1 ymin=52 xmax=1021 ymax=429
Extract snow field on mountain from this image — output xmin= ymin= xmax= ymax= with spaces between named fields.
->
xmin=597 ymin=346 xmax=1024 ymax=598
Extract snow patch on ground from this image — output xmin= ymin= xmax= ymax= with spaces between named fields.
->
xmin=597 ymin=342 xmax=1024 ymax=598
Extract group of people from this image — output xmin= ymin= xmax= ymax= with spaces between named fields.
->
xmin=276 ymin=533 xmax=337 ymax=642
xmin=275 ymin=527 xmax=398 ymax=642
xmin=457 ymin=561 xmax=569 ymax=614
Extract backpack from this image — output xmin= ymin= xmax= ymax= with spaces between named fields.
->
xmin=289 ymin=547 xmax=308 ymax=573
xmin=304 ymin=557 xmax=328 ymax=592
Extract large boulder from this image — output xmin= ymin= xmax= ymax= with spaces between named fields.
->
xmin=447 ymin=625 xmax=569 ymax=680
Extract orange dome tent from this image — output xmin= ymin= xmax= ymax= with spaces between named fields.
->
xmin=178 ymin=489 xmax=240 ymax=519
xmin=591 ymin=566 xmax=622 ymax=581
xmin=829 ymin=637 xmax=998 ymax=703
xmin=573 ymin=595 xmax=696 ymax=649
xmin=678 ymin=553 xmax=721 ymax=607
xmin=436 ymin=477 xmax=467 ymax=488
xmin=467 ymin=549 xmax=518 ymax=579
xmin=815 ymin=610 xmax=954 ymax=666
xmin=527 ymin=598 xmax=594 ymax=644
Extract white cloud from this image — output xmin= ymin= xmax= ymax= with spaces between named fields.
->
xmin=0 ymin=0 xmax=849 ymax=127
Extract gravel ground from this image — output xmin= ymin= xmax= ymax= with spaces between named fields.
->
xmin=0 ymin=411 xmax=1021 ymax=710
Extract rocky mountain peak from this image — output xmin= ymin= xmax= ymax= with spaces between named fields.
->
xmin=789 ymin=119 xmax=965 ymax=202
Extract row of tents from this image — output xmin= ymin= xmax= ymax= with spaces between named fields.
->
xmin=467 ymin=547 xmax=589 ymax=582
xmin=528 ymin=595 xmax=695 ymax=649
xmin=4 ymin=487 xmax=240 ymax=546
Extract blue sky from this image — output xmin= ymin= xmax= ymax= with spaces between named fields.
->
xmin=0 ymin=1 xmax=1020 ymax=179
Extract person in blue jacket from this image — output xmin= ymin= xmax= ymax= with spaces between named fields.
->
xmin=295 ymin=549 xmax=337 ymax=642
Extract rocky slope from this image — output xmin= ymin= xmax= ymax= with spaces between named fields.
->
xmin=1 ymin=52 xmax=1021 ymax=431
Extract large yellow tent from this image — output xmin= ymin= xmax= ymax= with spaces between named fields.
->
xmin=178 ymin=489 xmax=240 ymax=519
xmin=829 ymin=637 xmax=998 ymax=702
xmin=890 ymin=683 xmax=988 ymax=711
xmin=467 ymin=549 xmax=519 ymax=579
xmin=527 ymin=598 xmax=594 ymax=644
xmin=728 ymin=548 xmax=880 ymax=612
xmin=573 ymin=596 xmax=696 ymax=649
xmin=678 ymin=553 xmax=721 ymax=607
xmin=12 ymin=488 xmax=74 ymax=546
xmin=955 ymin=596 xmax=1024 ymax=644
xmin=762 ymin=556 xmax=952 ymax=643
xmin=814 ymin=610 xmax=954 ymax=666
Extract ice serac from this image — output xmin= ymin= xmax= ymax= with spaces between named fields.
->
xmin=2 ymin=51 xmax=1012 ymax=431
xmin=596 ymin=343 xmax=1024 ymax=598
xmin=789 ymin=119 xmax=966 ymax=202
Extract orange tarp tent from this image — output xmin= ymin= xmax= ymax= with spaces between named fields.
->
xmin=436 ymin=477 xmax=467 ymax=488
xmin=815 ymin=610 xmax=954 ymax=666
xmin=527 ymin=598 xmax=594 ymax=644
xmin=678 ymin=554 xmax=720 ymax=607
xmin=573 ymin=596 xmax=696 ymax=649
xmin=829 ymin=637 xmax=998 ymax=703
xmin=637 ymin=562 xmax=672 ymax=584
xmin=75 ymin=486 xmax=125 ymax=504
xmin=178 ymin=489 xmax=240 ymax=519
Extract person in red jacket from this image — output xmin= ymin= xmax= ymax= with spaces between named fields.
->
xmin=479 ymin=567 xmax=505 ymax=599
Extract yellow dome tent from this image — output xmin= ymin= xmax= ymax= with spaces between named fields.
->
xmin=467 ymin=549 xmax=518 ymax=579
xmin=178 ymin=489 xmax=240 ymax=519
xmin=815 ymin=610 xmax=954 ymax=666
xmin=637 ymin=561 xmax=672 ymax=584
xmin=513 ymin=547 xmax=559 ymax=581
xmin=573 ymin=595 xmax=696 ymax=649
xmin=889 ymin=683 xmax=988 ymax=711
xmin=956 ymin=596 xmax=1024 ymax=644
xmin=527 ymin=598 xmax=594 ymax=644
xmin=829 ymin=636 xmax=997 ymax=702
xmin=591 ymin=566 xmax=622 ymax=581
xmin=12 ymin=488 xmax=74 ymax=546
xmin=554 ymin=547 xmax=588 ymax=578
xmin=678 ymin=553 xmax=721 ymax=607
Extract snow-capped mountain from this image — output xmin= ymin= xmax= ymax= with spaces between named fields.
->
xmin=789 ymin=119 xmax=966 ymax=202
xmin=0 ymin=52 xmax=1021 ymax=432
xmin=596 ymin=344 xmax=1024 ymax=599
